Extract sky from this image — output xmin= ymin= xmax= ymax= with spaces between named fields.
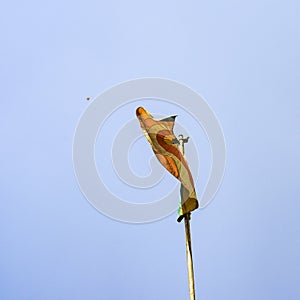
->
xmin=0 ymin=0 xmax=299 ymax=299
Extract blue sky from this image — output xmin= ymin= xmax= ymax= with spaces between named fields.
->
xmin=0 ymin=0 xmax=299 ymax=299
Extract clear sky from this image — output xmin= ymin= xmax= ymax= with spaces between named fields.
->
xmin=0 ymin=0 xmax=299 ymax=299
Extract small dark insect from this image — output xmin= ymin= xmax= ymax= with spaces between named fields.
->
xmin=86 ymin=97 xmax=90 ymax=101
